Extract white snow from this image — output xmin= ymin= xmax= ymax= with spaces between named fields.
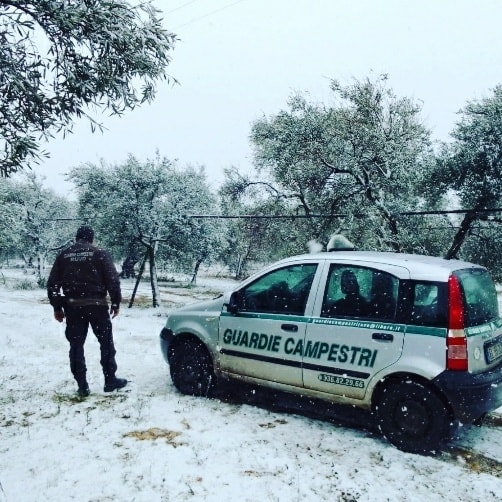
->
xmin=1 ymin=269 xmax=501 ymax=502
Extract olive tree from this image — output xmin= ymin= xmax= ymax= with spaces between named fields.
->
xmin=218 ymin=166 xmax=318 ymax=278
xmin=430 ymin=85 xmax=502 ymax=261
xmin=0 ymin=174 xmax=76 ymax=280
xmin=0 ymin=0 xmax=177 ymax=177
xmin=250 ymin=76 xmax=436 ymax=252
xmin=70 ymin=155 xmax=222 ymax=306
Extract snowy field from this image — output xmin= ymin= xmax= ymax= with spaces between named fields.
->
xmin=0 ymin=268 xmax=501 ymax=502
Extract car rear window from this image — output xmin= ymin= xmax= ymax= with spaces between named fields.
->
xmin=409 ymin=281 xmax=448 ymax=327
xmin=454 ymin=268 xmax=499 ymax=327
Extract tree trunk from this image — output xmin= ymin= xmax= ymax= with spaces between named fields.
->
xmin=445 ymin=210 xmax=479 ymax=260
xmin=128 ymin=251 xmax=148 ymax=308
xmin=235 ymin=254 xmax=244 ymax=280
xmin=21 ymin=253 xmax=31 ymax=268
xmin=36 ymin=253 xmax=44 ymax=284
xmin=149 ymin=242 xmax=160 ymax=308
xmin=191 ymin=256 xmax=205 ymax=285
xmin=444 ymin=199 xmax=491 ymax=259
xmin=366 ymin=188 xmax=401 ymax=252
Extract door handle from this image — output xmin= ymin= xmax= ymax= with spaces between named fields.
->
xmin=372 ymin=332 xmax=394 ymax=342
xmin=281 ymin=324 xmax=298 ymax=332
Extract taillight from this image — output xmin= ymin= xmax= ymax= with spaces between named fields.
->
xmin=447 ymin=275 xmax=468 ymax=371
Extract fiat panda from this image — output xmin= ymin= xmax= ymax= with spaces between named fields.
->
xmin=159 ymin=238 xmax=502 ymax=453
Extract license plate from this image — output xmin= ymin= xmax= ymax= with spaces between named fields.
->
xmin=485 ymin=339 xmax=502 ymax=364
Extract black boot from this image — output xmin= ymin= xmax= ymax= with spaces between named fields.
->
xmin=77 ymin=382 xmax=90 ymax=398
xmin=104 ymin=377 xmax=127 ymax=392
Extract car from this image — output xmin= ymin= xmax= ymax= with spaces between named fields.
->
xmin=159 ymin=236 xmax=502 ymax=453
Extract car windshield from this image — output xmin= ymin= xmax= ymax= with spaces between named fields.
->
xmin=454 ymin=268 xmax=499 ymax=327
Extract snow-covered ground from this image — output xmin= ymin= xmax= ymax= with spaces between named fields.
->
xmin=0 ymin=269 xmax=501 ymax=502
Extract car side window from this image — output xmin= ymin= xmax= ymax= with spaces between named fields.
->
xmin=321 ymin=265 xmax=398 ymax=321
xmin=240 ymin=264 xmax=317 ymax=315
xmin=409 ymin=281 xmax=447 ymax=327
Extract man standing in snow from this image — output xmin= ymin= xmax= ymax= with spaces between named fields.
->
xmin=47 ymin=225 xmax=127 ymax=397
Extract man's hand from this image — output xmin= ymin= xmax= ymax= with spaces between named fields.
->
xmin=110 ymin=305 xmax=120 ymax=319
xmin=54 ymin=309 xmax=65 ymax=323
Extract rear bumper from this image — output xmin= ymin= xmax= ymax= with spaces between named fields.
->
xmin=433 ymin=361 xmax=502 ymax=423
xmin=159 ymin=327 xmax=174 ymax=364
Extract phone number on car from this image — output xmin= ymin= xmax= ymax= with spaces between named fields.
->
xmin=318 ymin=373 xmax=365 ymax=388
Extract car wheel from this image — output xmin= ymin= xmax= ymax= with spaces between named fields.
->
xmin=169 ymin=339 xmax=215 ymax=397
xmin=375 ymin=379 xmax=452 ymax=454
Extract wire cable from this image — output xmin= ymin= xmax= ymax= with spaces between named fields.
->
xmin=173 ymin=0 xmax=247 ymax=29
xmin=164 ymin=0 xmax=201 ymax=15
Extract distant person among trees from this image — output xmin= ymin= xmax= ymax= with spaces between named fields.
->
xmin=47 ymin=225 xmax=127 ymax=397
xmin=120 ymin=254 xmax=138 ymax=279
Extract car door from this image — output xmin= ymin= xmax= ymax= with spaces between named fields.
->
xmin=218 ymin=262 xmax=319 ymax=387
xmin=302 ymin=261 xmax=409 ymax=399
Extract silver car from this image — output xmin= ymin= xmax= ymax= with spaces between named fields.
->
xmin=160 ymin=243 xmax=502 ymax=453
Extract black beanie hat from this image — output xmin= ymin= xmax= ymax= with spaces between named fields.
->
xmin=75 ymin=225 xmax=94 ymax=242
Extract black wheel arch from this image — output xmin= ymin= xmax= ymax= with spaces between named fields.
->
xmin=168 ymin=333 xmax=218 ymax=396
xmin=370 ymin=372 xmax=455 ymax=422
xmin=168 ymin=333 xmax=212 ymax=365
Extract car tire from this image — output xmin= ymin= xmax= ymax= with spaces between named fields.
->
xmin=169 ymin=338 xmax=215 ymax=397
xmin=375 ymin=379 xmax=452 ymax=454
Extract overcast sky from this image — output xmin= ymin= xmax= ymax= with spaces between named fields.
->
xmin=32 ymin=0 xmax=502 ymax=196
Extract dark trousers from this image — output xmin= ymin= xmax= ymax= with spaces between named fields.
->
xmin=64 ymin=305 xmax=117 ymax=385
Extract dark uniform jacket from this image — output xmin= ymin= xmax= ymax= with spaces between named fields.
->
xmin=47 ymin=241 xmax=121 ymax=309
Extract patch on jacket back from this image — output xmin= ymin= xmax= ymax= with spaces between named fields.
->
xmin=63 ymin=251 xmax=95 ymax=262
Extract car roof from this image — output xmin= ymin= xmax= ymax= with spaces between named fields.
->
xmin=274 ymin=250 xmax=484 ymax=282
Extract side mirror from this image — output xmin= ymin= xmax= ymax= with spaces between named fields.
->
xmin=223 ymin=291 xmax=240 ymax=314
